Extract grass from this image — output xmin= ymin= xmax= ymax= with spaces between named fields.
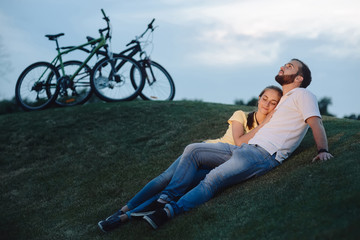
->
xmin=0 ymin=101 xmax=359 ymax=240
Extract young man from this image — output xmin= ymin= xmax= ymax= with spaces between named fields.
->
xmin=142 ymin=59 xmax=333 ymax=229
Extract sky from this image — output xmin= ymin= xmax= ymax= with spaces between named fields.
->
xmin=1 ymin=0 xmax=359 ymax=117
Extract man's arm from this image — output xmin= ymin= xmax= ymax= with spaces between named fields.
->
xmin=306 ymin=116 xmax=333 ymax=162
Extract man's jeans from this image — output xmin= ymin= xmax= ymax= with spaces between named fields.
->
xmin=157 ymin=142 xmax=280 ymax=216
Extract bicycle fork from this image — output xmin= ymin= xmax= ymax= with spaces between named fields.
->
xmin=108 ymin=57 xmax=121 ymax=84
xmin=143 ymin=58 xmax=156 ymax=86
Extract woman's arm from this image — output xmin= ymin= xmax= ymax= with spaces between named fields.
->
xmin=232 ymin=121 xmax=265 ymax=146
xmin=232 ymin=110 xmax=275 ymax=146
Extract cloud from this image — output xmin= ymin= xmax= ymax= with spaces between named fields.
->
xmin=161 ymin=0 xmax=360 ymax=65
xmin=191 ymin=32 xmax=281 ymax=66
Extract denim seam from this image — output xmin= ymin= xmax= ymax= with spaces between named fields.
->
xmin=165 ymin=203 xmax=175 ymax=218
xmin=169 ymin=143 xmax=233 ymax=194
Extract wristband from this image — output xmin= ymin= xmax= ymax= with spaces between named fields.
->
xmin=318 ymin=149 xmax=329 ymax=154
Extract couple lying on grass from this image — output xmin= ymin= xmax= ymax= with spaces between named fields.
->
xmin=98 ymin=58 xmax=333 ymax=232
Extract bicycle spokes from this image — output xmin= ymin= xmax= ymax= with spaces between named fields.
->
xmin=91 ymin=55 xmax=145 ymax=102
xmin=131 ymin=60 xmax=175 ymax=101
xmin=53 ymin=60 xmax=92 ymax=107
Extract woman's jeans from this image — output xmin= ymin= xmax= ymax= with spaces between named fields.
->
xmin=156 ymin=142 xmax=280 ymax=217
xmin=125 ymin=154 xmax=210 ymax=218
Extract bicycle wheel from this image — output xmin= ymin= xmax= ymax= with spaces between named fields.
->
xmin=54 ymin=60 xmax=92 ymax=106
xmin=91 ymin=55 xmax=145 ymax=102
xmin=131 ymin=60 xmax=175 ymax=101
xmin=15 ymin=61 xmax=60 ymax=111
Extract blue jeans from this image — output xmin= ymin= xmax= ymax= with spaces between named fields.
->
xmin=125 ymin=154 xmax=210 ymax=218
xmin=158 ymin=143 xmax=280 ymax=216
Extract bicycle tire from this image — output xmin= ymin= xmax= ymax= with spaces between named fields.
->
xmin=130 ymin=60 xmax=175 ymax=101
xmin=54 ymin=60 xmax=93 ymax=106
xmin=15 ymin=61 xmax=60 ymax=111
xmin=91 ymin=55 xmax=145 ymax=102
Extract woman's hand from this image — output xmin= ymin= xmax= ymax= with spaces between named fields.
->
xmin=261 ymin=109 xmax=276 ymax=126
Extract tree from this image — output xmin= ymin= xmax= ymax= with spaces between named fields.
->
xmin=0 ymin=97 xmax=22 ymax=114
xmin=318 ymin=97 xmax=334 ymax=116
xmin=234 ymin=99 xmax=245 ymax=105
xmin=344 ymin=114 xmax=360 ymax=120
xmin=246 ymin=97 xmax=258 ymax=106
xmin=234 ymin=97 xmax=258 ymax=106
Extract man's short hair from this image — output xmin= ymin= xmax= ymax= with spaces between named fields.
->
xmin=292 ymin=58 xmax=312 ymax=88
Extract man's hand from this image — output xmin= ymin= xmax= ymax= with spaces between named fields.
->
xmin=306 ymin=116 xmax=332 ymax=163
xmin=312 ymin=152 xmax=333 ymax=162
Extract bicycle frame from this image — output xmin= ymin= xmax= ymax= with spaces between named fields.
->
xmin=119 ymin=44 xmax=141 ymax=59
xmin=89 ymin=18 xmax=157 ymax=85
xmin=120 ymin=41 xmax=159 ymax=86
xmin=45 ymin=8 xmax=111 ymax=85
xmin=51 ymin=36 xmax=107 ymax=79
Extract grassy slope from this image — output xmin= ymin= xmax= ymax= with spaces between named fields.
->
xmin=0 ymin=101 xmax=359 ymax=240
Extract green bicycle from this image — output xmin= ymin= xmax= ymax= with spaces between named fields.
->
xmin=15 ymin=9 xmax=145 ymax=111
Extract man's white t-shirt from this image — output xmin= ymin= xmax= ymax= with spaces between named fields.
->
xmin=248 ymin=88 xmax=321 ymax=163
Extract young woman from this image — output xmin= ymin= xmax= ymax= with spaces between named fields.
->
xmin=98 ymin=85 xmax=283 ymax=232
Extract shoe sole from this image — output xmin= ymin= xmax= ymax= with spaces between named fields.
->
xmin=130 ymin=210 xmax=156 ymax=217
xmin=143 ymin=216 xmax=158 ymax=229
xmin=98 ymin=221 xmax=107 ymax=233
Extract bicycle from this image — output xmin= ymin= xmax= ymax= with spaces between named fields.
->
xmin=122 ymin=19 xmax=175 ymax=101
xmin=15 ymin=9 xmax=144 ymax=110
xmin=83 ymin=19 xmax=175 ymax=101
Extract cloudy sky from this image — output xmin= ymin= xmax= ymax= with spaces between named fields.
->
xmin=1 ymin=0 xmax=359 ymax=117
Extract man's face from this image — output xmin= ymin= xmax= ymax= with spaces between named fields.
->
xmin=275 ymin=73 xmax=297 ymax=85
xmin=275 ymin=60 xmax=301 ymax=86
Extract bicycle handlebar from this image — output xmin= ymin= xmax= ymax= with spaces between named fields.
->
xmin=148 ymin=18 xmax=155 ymax=30
xmin=142 ymin=18 xmax=155 ymax=37
xmin=125 ymin=18 xmax=156 ymax=46
xmin=101 ymin=9 xmax=109 ymax=22
xmin=99 ymin=9 xmax=111 ymax=39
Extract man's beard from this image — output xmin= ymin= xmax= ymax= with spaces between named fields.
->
xmin=275 ymin=74 xmax=297 ymax=86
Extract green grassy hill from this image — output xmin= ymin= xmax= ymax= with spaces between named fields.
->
xmin=1 ymin=101 xmax=359 ymax=240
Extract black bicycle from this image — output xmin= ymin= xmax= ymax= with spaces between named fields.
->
xmin=122 ymin=19 xmax=175 ymax=101
xmin=82 ymin=19 xmax=175 ymax=101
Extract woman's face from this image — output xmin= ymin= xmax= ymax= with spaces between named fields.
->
xmin=258 ymin=89 xmax=281 ymax=115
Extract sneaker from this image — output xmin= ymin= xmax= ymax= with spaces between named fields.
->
xmin=131 ymin=200 xmax=166 ymax=217
xmin=106 ymin=210 xmax=123 ymax=221
xmin=143 ymin=208 xmax=169 ymax=229
xmin=98 ymin=210 xmax=124 ymax=233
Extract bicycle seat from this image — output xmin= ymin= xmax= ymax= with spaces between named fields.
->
xmin=45 ymin=33 xmax=65 ymax=41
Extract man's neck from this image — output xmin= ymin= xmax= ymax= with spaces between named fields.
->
xmin=282 ymin=84 xmax=299 ymax=96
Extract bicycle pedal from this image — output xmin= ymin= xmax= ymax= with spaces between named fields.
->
xmin=65 ymin=98 xmax=76 ymax=103
xmin=150 ymin=96 xmax=158 ymax=100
